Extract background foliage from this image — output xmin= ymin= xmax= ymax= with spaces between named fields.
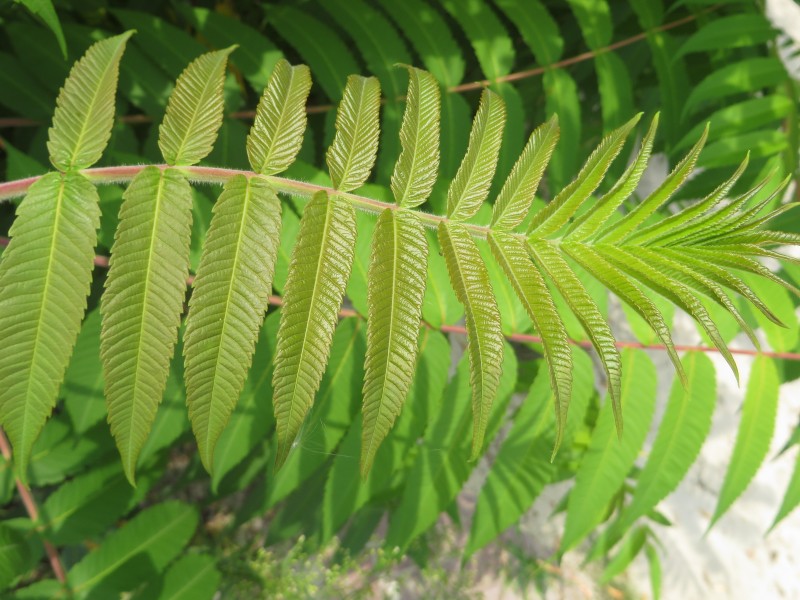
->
xmin=1 ymin=0 xmax=799 ymax=597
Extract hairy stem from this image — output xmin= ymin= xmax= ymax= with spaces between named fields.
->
xmin=0 ymin=164 xmax=494 ymax=238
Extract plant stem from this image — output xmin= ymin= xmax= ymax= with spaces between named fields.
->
xmin=0 ymin=428 xmax=67 ymax=585
xmin=0 ymin=164 xmax=494 ymax=237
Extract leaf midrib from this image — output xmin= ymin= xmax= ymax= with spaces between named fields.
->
xmin=363 ymin=213 xmax=401 ymax=464
xmin=126 ymin=171 xmax=167 ymax=475
xmin=202 ymin=178 xmax=254 ymax=463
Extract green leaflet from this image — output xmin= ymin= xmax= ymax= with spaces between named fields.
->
xmin=605 ymin=352 xmax=715 ymax=548
xmin=47 ymin=31 xmax=132 ymax=171
xmin=0 ymin=524 xmax=29 ymax=590
xmin=66 ymin=501 xmax=198 ymax=595
xmin=710 ymin=356 xmax=779 ymax=528
xmin=488 ymin=231 xmax=572 ymax=450
xmin=158 ymin=47 xmax=235 ymax=167
xmin=0 ymin=172 xmax=100 ymax=480
xmin=326 ymin=75 xmax=382 ymax=192
xmin=362 ymin=209 xmax=428 ymax=475
xmin=529 ymin=240 xmax=622 ymax=433
xmin=392 ymin=67 xmax=440 ymax=208
xmin=561 ymin=349 xmax=656 ymax=551
xmin=600 ymin=527 xmax=648 ymax=584
xmin=438 ymin=221 xmax=504 ymax=459
xmin=101 ymin=167 xmax=193 ymax=485
xmin=184 ymin=175 xmax=281 ymax=473
xmin=247 ymin=59 xmax=312 ymax=175
xmin=490 ymin=115 xmax=559 ymax=231
xmin=466 ymin=348 xmax=594 ymax=557
xmin=272 ymin=192 xmax=357 ymax=469
xmin=63 ymin=309 xmax=105 ymax=434
xmin=771 ymin=450 xmax=800 ymax=531
xmin=446 ymin=89 xmax=506 ymax=221
xmin=528 ymin=114 xmax=640 ymax=237
xmin=151 ymin=554 xmax=220 ymax=600
xmin=683 ymin=57 xmax=787 ymax=119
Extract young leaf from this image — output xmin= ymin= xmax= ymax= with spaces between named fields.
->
xmin=567 ymin=113 xmax=658 ymax=241
xmin=564 ymin=243 xmax=684 ymax=382
xmin=528 ymin=113 xmax=640 ymax=236
xmin=488 ymin=231 xmax=572 ymax=449
xmin=272 ymin=192 xmax=357 ymax=469
xmin=159 ymin=46 xmax=236 ymax=166
xmin=361 ymin=209 xmax=428 ymax=475
xmin=561 ymin=349 xmax=656 ymax=552
xmin=247 ymin=59 xmax=312 ymax=175
xmin=392 ymin=66 xmax=440 ymax=208
xmin=47 ymin=31 xmax=133 ymax=171
xmin=438 ymin=221 xmax=504 ymax=459
xmin=67 ymin=501 xmax=198 ymax=595
xmin=0 ymin=172 xmax=100 ymax=480
xmin=101 ymin=167 xmax=193 ymax=485
xmin=447 ymin=89 xmax=506 ymax=221
xmin=529 ymin=240 xmax=622 ymax=433
xmin=490 ymin=115 xmax=560 ymax=231
xmin=326 ymin=75 xmax=382 ymax=192
xmin=184 ymin=175 xmax=281 ymax=473
xmin=710 ymin=356 xmax=779 ymax=528
xmin=599 ymin=124 xmax=709 ymax=243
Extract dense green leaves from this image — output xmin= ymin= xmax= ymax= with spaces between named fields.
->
xmin=47 ymin=32 xmax=132 ymax=171
xmin=101 ymin=167 xmax=193 ymax=484
xmin=0 ymin=172 xmax=100 ymax=479
xmin=272 ymin=192 xmax=357 ymax=469
xmin=184 ymin=175 xmax=281 ymax=472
